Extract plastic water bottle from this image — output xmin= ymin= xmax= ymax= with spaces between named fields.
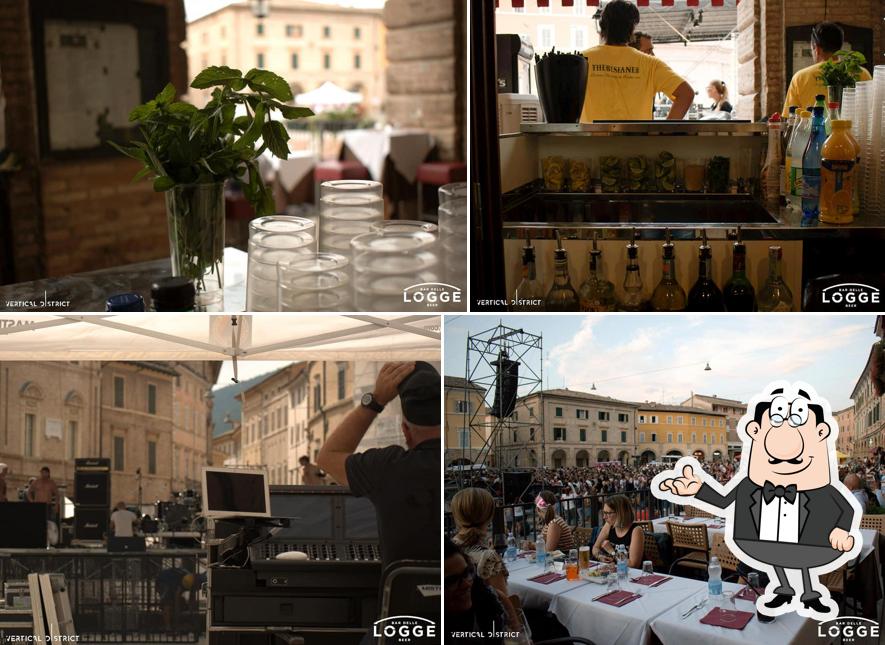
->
xmin=616 ymin=545 xmax=628 ymax=581
xmin=802 ymin=106 xmax=827 ymax=224
xmin=708 ymin=556 xmax=723 ymax=603
xmin=505 ymin=532 xmax=518 ymax=563
xmin=536 ymin=535 xmax=546 ymax=570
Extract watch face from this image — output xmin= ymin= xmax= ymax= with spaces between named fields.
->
xmin=361 ymin=393 xmax=374 ymax=406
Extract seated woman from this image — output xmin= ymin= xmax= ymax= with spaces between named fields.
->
xmin=529 ymin=490 xmax=576 ymax=554
xmin=592 ymin=494 xmax=644 ymax=568
xmin=451 ymin=488 xmax=512 ymax=605
xmin=445 ymin=539 xmax=519 ymax=645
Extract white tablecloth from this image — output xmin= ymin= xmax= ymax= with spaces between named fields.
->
xmin=549 ymin=571 xmax=703 ymax=645
xmin=650 ymin=580 xmax=825 ymax=645
xmin=341 ymin=127 xmax=434 ymax=183
xmin=222 ymin=247 xmax=247 ymax=312
xmin=276 ymin=151 xmax=316 ymax=191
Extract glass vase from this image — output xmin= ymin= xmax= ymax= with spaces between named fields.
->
xmin=164 ymin=182 xmax=225 ymax=310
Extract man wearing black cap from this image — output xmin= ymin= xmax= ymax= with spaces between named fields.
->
xmin=317 ymin=361 xmax=440 ymax=568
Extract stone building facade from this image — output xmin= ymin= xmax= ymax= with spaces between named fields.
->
xmin=635 ymin=403 xmax=729 ymax=464
xmin=172 ymin=361 xmax=222 ymax=492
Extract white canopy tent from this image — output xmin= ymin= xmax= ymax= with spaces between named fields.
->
xmin=0 ymin=315 xmax=440 ymax=367
xmin=295 ymin=81 xmax=363 ymax=112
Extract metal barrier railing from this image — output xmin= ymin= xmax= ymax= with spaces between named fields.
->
xmin=0 ymin=550 xmax=205 ymax=643
xmin=446 ymin=488 xmax=679 ymax=547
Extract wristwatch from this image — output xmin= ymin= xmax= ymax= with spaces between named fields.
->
xmin=361 ymin=392 xmax=384 ymax=413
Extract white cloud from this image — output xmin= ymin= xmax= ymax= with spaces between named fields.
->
xmin=549 ymin=316 xmax=873 ymax=407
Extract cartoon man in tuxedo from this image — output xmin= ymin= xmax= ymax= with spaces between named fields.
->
xmin=652 ymin=382 xmax=862 ymax=618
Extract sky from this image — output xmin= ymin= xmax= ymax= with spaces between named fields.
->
xmin=185 ymin=0 xmax=386 ymax=22
xmin=443 ymin=314 xmax=879 ymax=411
xmin=214 ymin=360 xmax=294 ymax=388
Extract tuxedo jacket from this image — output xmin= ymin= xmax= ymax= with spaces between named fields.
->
xmin=695 ymin=477 xmax=854 ymax=547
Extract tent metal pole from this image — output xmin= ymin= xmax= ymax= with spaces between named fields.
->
xmin=345 ymin=315 xmax=441 ymax=341
xmin=243 ymin=320 xmax=429 ymax=356
xmin=65 ymin=316 xmax=233 ymax=355
xmin=0 ymin=318 xmax=83 ymax=336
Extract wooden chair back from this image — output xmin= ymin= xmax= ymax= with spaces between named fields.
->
xmin=666 ymin=521 xmax=710 ymax=553
xmin=711 ymin=533 xmax=740 ymax=572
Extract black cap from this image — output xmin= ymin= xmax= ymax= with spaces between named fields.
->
xmin=398 ymin=361 xmax=440 ymax=426
xmin=151 ymin=277 xmax=196 ymax=312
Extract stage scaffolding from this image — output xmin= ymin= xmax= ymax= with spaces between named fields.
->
xmin=453 ymin=323 xmax=543 ymax=488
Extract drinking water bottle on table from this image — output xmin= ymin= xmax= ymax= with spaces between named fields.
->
xmin=536 ymin=534 xmax=546 ymax=570
xmin=708 ymin=555 xmax=723 ymax=605
xmin=616 ymin=545 xmax=628 ymax=581
xmin=505 ymin=532 xmax=518 ymax=563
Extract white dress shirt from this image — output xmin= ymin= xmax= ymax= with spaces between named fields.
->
xmin=758 ymin=492 xmax=800 ymax=543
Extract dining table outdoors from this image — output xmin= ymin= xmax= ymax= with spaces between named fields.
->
xmin=340 ymin=126 xmax=436 ymax=218
xmin=506 ymin=554 xmax=827 ymax=645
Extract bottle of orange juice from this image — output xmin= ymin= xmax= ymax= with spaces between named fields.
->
xmin=820 ymin=120 xmax=857 ymax=224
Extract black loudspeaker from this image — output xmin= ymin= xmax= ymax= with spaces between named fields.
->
xmin=74 ymin=457 xmax=110 ymax=471
xmin=74 ymin=471 xmax=110 ymax=507
xmin=0 ymin=502 xmax=47 ymax=548
xmin=74 ymin=508 xmax=108 ymax=541
xmin=490 ymin=352 xmax=519 ymax=418
xmin=503 ymin=471 xmax=534 ymax=505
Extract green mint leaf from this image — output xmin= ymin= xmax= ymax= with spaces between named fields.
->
xmin=269 ymin=101 xmax=314 ymax=120
xmin=156 ymin=83 xmax=176 ymax=105
xmin=261 ymin=120 xmax=290 ymax=159
xmin=153 ymin=176 xmax=176 ymax=191
xmin=237 ymin=102 xmax=266 ymax=149
xmin=129 ymin=100 xmax=157 ymax=123
xmin=190 ymin=65 xmax=244 ymax=89
xmin=244 ymin=69 xmax=293 ymax=101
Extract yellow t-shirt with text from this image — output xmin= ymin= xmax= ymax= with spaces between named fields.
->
xmin=580 ymin=45 xmax=685 ymax=122
xmin=782 ymin=60 xmax=872 ymax=116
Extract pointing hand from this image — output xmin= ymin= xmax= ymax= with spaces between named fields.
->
xmin=659 ymin=465 xmax=703 ymax=497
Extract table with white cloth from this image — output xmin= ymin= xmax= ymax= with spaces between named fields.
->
xmin=508 ymin=559 xmax=701 ymax=645
xmin=340 ymin=127 xmax=435 ymax=218
xmin=650 ymin=580 xmax=825 ymax=645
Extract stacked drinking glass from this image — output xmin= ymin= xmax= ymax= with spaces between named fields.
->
xmin=246 ymin=215 xmax=316 ymax=311
xmin=350 ymin=230 xmax=440 ymax=311
xmin=278 ymin=252 xmax=352 ymax=311
xmin=319 ymin=180 xmax=384 ymax=267
xmin=437 ymin=182 xmax=468 ymax=297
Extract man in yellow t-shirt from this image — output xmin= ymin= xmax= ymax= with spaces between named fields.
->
xmin=783 ymin=22 xmax=872 ymax=116
xmin=580 ymin=0 xmax=694 ymax=123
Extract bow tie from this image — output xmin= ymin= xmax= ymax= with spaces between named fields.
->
xmin=762 ymin=480 xmax=798 ymax=504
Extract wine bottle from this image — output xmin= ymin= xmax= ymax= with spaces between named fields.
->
xmin=618 ymin=242 xmax=645 ymax=312
xmin=545 ymin=231 xmax=579 ymax=312
xmin=757 ymin=246 xmax=793 ymax=312
xmin=650 ymin=237 xmax=686 ymax=312
xmin=513 ymin=241 xmax=545 ymax=311
xmin=723 ymin=240 xmax=756 ymax=311
xmin=578 ymin=236 xmax=616 ymax=312
xmin=687 ymin=239 xmax=725 ymax=311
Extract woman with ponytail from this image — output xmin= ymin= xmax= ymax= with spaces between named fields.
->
xmin=707 ymin=80 xmax=733 ymax=113
xmin=451 ymin=487 xmax=515 ymax=611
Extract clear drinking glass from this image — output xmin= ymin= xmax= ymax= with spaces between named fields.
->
xmin=248 ymin=215 xmax=316 ymax=251
xmin=642 ymin=560 xmax=654 ymax=576
xmin=438 ymin=201 xmax=467 ymax=291
xmin=350 ymin=231 xmax=439 ymax=311
xmin=371 ymin=220 xmax=439 ymax=236
xmin=246 ymin=248 xmax=313 ymax=312
xmin=438 ymin=181 xmax=467 ymax=205
xmin=278 ymin=253 xmax=352 ymax=312
xmin=319 ymin=180 xmax=384 ymax=257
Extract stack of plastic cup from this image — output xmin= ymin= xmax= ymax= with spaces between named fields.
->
xmin=872 ymin=66 xmax=885 ymax=210
xmin=841 ymin=87 xmax=856 ymax=134
xmin=278 ymin=252 xmax=352 ymax=312
xmin=350 ymin=231 xmax=439 ymax=311
xmin=319 ymin=180 xmax=384 ymax=265
xmin=855 ymin=81 xmax=873 ymax=211
xmin=246 ymin=215 xmax=315 ymax=311
xmin=437 ymin=182 xmax=467 ymax=298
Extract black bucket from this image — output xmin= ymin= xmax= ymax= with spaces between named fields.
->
xmin=536 ymin=53 xmax=589 ymax=124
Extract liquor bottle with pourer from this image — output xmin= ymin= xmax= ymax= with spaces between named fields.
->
xmin=545 ymin=230 xmax=579 ymax=312
xmin=722 ymin=228 xmax=756 ymax=311
xmin=617 ymin=229 xmax=645 ymax=312
xmin=650 ymin=229 xmax=686 ymax=312
xmin=578 ymin=232 xmax=616 ymax=312
xmin=757 ymin=245 xmax=793 ymax=312
xmin=512 ymin=240 xmax=545 ymax=311
xmin=687 ymin=230 xmax=725 ymax=311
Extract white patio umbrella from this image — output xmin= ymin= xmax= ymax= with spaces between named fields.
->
xmin=295 ymin=81 xmax=363 ymax=112
xmin=0 ymin=315 xmax=439 ymax=369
